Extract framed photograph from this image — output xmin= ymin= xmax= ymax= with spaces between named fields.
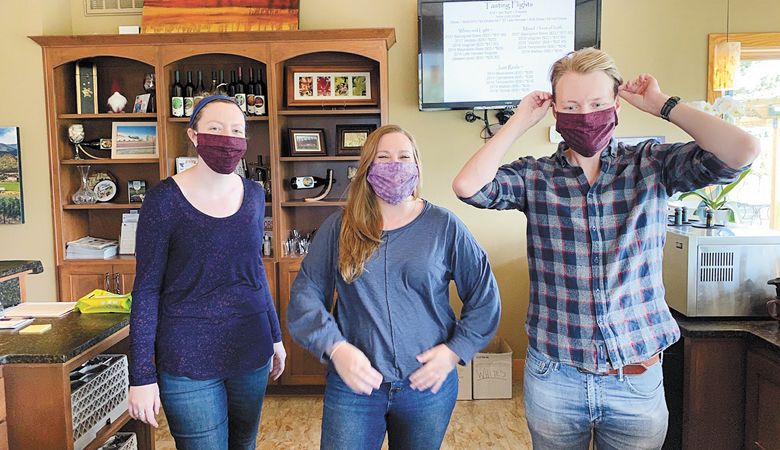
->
xmin=128 ymin=179 xmax=147 ymax=203
xmin=111 ymin=122 xmax=158 ymax=159
xmin=133 ymin=94 xmax=151 ymax=113
xmin=0 ymin=127 xmax=24 ymax=224
xmin=286 ymin=65 xmax=378 ymax=107
xmin=288 ymin=128 xmax=326 ymax=156
xmin=336 ymin=124 xmax=377 ymax=156
xmin=175 ymin=156 xmax=198 ymax=173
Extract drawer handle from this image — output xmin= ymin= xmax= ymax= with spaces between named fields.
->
xmin=114 ymin=273 xmax=121 ymax=294
xmin=104 ymin=273 xmax=111 ymax=291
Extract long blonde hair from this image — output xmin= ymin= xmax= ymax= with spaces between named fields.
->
xmin=338 ymin=125 xmax=423 ymax=283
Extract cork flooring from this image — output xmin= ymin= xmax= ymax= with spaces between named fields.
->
xmin=154 ymin=382 xmax=531 ymax=449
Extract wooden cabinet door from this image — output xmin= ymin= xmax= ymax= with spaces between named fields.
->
xmin=745 ymin=348 xmax=780 ymax=450
xmin=58 ymin=264 xmax=114 ymax=301
xmin=278 ymin=259 xmax=326 ymax=385
xmin=114 ymin=265 xmax=136 ymax=295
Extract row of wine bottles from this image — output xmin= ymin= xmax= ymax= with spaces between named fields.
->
xmin=171 ymin=67 xmax=267 ymax=118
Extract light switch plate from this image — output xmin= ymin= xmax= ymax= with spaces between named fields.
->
xmin=548 ymin=126 xmax=563 ymax=143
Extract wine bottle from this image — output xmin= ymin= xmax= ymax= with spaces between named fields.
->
xmin=255 ymin=68 xmax=267 ymax=116
xmin=210 ymin=71 xmax=218 ymax=95
xmin=255 ymin=155 xmax=268 ymax=184
xmin=228 ymin=70 xmax=237 ymax=99
xmin=246 ymin=67 xmax=256 ymax=115
xmin=290 ymin=175 xmax=335 ymax=190
xmin=235 ymin=67 xmax=247 ymax=114
xmin=81 ymin=138 xmax=110 ymax=150
xmin=217 ymin=70 xmax=227 ymax=96
xmin=184 ymin=71 xmax=195 ymax=117
xmin=193 ymin=71 xmax=207 ymax=106
xmin=171 ymin=70 xmax=184 ymax=117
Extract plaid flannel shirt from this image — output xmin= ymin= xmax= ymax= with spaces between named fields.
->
xmin=461 ymin=139 xmax=745 ymax=372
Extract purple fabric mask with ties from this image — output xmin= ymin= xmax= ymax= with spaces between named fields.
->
xmin=367 ymin=162 xmax=419 ymax=205
xmin=194 ymin=132 xmax=247 ymax=174
xmin=555 ymin=107 xmax=618 ymax=157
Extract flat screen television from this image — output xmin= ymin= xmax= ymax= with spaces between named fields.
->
xmin=418 ymin=0 xmax=602 ymax=111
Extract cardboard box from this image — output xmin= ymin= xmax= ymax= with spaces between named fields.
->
xmin=473 ymin=337 xmax=513 ymax=399
xmin=456 ymin=361 xmax=472 ymax=400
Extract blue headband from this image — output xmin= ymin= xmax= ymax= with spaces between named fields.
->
xmin=188 ymin=95 xmax=238 ymax=128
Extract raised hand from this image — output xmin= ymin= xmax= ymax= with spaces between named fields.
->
xmin=618 ymin=73 xmax=669 ymax=117
xmin=515 ymin=90 xmax=553 ymax=129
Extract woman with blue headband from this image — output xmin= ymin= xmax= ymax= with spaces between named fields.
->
xmin=128 ymin=96 xmax=286 ymax=450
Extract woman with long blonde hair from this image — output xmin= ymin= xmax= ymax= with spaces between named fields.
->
xmin=287 ymin=124 xmax=501 ymax=449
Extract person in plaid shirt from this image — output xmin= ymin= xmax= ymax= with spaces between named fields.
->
xmin=453 ymin=48 xmax=760 ymax=450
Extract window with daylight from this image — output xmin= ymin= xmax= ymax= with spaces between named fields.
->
xmin=707 ymin=33 xmax=780 ymax=229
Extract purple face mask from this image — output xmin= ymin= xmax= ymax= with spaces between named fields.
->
xmin=555 ymin=107 xmax=618 ymax=157
xmin=194 ymin=132 xmax=247 ymax=174
xmin=367 ymin=162 xmax=419 ymax=205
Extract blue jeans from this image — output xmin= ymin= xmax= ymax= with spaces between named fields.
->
xmin=158 ymin=358 xmax=272 ymax=450
xmin=523 ymin=346 xmax=668 ymax=450
xmin=321 ymin=369 xmax=458 ymax=450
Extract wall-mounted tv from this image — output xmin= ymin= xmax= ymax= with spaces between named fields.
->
xmin=418 ymin=0 xmax=602 ymax=111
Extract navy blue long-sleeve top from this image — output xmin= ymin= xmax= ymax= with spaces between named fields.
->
xmin=287 ymin=201 xmax=501 ymax=382
xmin=129 ymin=177 xmax=281 ymax=386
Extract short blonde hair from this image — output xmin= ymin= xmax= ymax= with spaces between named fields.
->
xmin=549 ymin=47 xmax=622 ymax=101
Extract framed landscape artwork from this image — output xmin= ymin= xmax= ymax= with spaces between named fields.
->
xmin=0 ymin=127 xmax=24 ymax=224
xmin=111 ymin=122 xmax=158 ymax=159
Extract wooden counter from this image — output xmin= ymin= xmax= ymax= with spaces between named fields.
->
xmin=0 ymin=260 xmax=43 ymax=307
xmin=0 ymin=311 xmax=154 ymax=450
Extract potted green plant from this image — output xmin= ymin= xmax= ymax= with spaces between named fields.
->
xmin=679 ymin=169 xmax=751 ymax=225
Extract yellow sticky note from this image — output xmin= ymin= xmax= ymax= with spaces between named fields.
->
xmin=19 ymin=324 xmax=52 ymax=335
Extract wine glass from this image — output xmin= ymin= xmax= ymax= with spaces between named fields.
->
xmin=68 ymin=124 xmax=85 ymax=160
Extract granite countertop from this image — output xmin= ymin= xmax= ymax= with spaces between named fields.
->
xmin=673 ymin=310 xmax=780 ymax=354
xmin=0 ymin=260 xmax=44 ymax=279
xmin=0 ymin=311 xmax=129 ymax=364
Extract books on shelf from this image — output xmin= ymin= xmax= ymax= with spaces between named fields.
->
xmin=5 ymin=302 xmax=76 ymax=318
xmin=119 ymin=211 xmax=139 ymax=255
xmin=66 ymin=236 xmax=118 ymax=259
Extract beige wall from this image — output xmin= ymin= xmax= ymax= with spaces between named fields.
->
xmin=0 ymin=0 xmax=72 ymax=301
xmin=1 ymin=0 xmax=777 ymax=353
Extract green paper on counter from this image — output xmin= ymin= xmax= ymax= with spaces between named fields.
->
xmin=75 ymin=289 xmax=132 ymax=313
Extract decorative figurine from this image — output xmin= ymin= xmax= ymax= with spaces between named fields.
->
xmin=143 ymin=73 xmax=156 ymax=113
xmin=107 ymin=81 xmax=127 ymax=113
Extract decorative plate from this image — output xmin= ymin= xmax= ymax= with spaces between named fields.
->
xmin=93 ymin=179 xmax=117 ymax=202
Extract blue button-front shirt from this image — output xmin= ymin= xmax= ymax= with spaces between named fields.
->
xmin=286 ymin=202 xmax=501 ymax=381
xmin=461 ymin=139 xmax=746 ymax=372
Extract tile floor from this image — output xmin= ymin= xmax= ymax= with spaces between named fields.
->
xmin=154 ymin=382 xmax=531 ymax=449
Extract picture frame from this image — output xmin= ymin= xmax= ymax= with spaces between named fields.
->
xmin=336 ymin=124 xmax=377 ymax=156
xmin=111 ymin=122 xmax=158 ymax=159
xmin=288 ymin=128 xmax=326 ymax=156
xmin=133 ymin=93 xmax=151 ymax=113
xmin=175 ymin=156 xmax=198 ymax=174
xmin=286 ymin=65 xmax=378 ymax=107
xmin=128 ymin=179 xmax=147 ymax=203
xmin=0 ymin=127 xmax=24 ymax=224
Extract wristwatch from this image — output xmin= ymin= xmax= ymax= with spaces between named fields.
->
xmin=660 ymin=96 xmax=680 ymax=121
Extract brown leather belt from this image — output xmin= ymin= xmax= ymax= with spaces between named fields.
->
xmin=578 ymin=353 xmax=661 ymax=376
